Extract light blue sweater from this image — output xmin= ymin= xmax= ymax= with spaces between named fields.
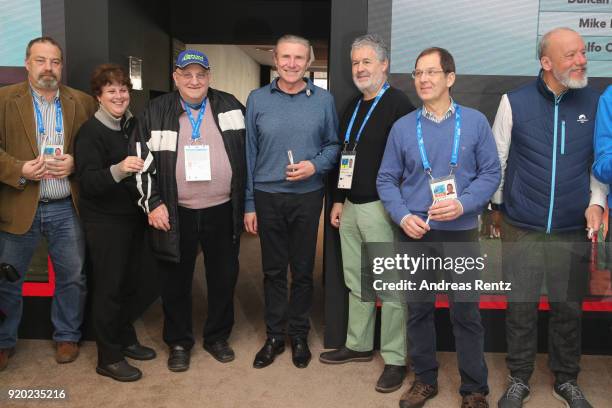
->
xmin=245 ymin=78 xmax=340 ymax=212
xmin=377 ymin=105 xmax=501 ymax=231
xmin=593 ymin=85 xmax=612 ymax=207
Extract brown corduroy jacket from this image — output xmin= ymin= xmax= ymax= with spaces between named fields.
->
xmin=0 ymin=81 xmax=96 ymax=234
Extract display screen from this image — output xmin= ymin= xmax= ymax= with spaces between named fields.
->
xmin=390 ymin=0 xmax=612 ymax=77
xmin=0 ymin=0 xmax=42 ymax=67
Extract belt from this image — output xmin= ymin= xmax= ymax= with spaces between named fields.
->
xmin=39 ymin=196 xmax=71 ymax=204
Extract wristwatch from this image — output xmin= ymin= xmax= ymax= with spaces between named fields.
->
xmin=18 ymin=176 xmax=27 ymax=187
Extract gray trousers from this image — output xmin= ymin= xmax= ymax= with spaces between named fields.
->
xmin=502 ymin=218 xmax=588 ymax=384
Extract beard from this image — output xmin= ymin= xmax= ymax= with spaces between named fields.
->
xmin=353 ymin=71 xmax=385 ymax=95
xmin=553 ymin=67 xmax=588 ymax=89
xmin=36 ymin=73 xmax=59 ymax=90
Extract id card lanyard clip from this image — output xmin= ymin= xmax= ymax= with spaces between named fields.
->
xmin=416 ymin=103 xmax=461 ymax=179
xmin=343 ymin=82 xmax=390 ymax=153
xmin=183 ymin=98 xmax=207 ymax=143
xmin=32 ymin=92 xmax=63 ymax=151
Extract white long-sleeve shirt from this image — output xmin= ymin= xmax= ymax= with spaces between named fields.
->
xmin=491 ymin=94 xmax=607 ymax=208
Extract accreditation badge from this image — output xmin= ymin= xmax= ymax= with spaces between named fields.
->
xmin=41 ymin=144 xmax=64 ymax=179
xmin=337 ymin=152 xmax=356 ymax=190
xmin=429 ymin=175 xmax=458 ymax=202
xmin=184 ymin=144 xmax=211 ymax=181
xmin=43 ymin=144 xmax=63 ymax=161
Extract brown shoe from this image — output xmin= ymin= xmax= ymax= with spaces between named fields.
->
xmin=55 ymin=342 xmax=79 ymax=364
xmin=461 ymin=393 xmax=488 ymax=408
xmin=399 ymin=380 xmax=438 ymax=408
xmin=0 ymin=348 xmax=15 ymax=371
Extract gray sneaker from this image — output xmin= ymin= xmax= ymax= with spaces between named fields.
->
xmin=498 ymin=376 xmax=530 ymax=408
xmin=552 ymin=381 xmax=593 ymax=408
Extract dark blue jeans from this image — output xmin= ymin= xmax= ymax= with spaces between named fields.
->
xmin=0 ymin=198 xmax=86 ymax=347
xmin=401 ymin=229 xmax=489 ymax=396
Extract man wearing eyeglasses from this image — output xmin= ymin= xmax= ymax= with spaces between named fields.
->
xmin=131 ymin=49 xmax=246 ymax=372
xmin=377 ymin=47 xmax=500 ymax=408
xmin=0 ymin=37 xmax=96 ymax=371
xmin=492 ymin=28 xmax=604 ymax=408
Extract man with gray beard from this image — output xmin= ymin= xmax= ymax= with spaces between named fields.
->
xmin=0 ymin=37 xmax=95 ymax=371
xmin=491 ymin=27 xmax=606 ymax=408
xmin=319 ymin=34 xmax=414 ymax=393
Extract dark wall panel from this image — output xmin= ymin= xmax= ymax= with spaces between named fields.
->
xmin=171 ymin=0 xmax=330 ymax=45
xmin=64 ymin=0 xmax=171 ymax=115
xmin=108 ymin=0 xmax=171 ymax=115
xmin=325 ymin=0 xmax=369 ymax=348
xmin=64 ymin=0 xmax=110 ymax=91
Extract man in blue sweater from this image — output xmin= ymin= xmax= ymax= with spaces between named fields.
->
xmin=492 ymin=28 xmax=605 ymax=408
xmin=377 ymin=47 xmax=500 ymax=408
xmin=244 ymin=34 xmax=340 ymax=369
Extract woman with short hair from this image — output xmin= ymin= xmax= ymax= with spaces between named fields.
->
xmin=75 ymin=64 xmax=155 ymax=382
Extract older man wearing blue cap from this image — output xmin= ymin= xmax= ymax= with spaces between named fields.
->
xmin=130 ymin=49 xmax=247 ymax=372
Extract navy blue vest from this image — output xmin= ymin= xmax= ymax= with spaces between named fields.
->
xmin=504 ymin=74 xmax=599 ymax=232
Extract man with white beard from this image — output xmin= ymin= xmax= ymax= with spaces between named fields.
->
xmin=491 ymin=27 xmax=606 ymax=408
xmin=319 ymin=34 xmax=414 ymax=393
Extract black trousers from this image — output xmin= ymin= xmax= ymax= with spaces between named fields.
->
xmin=400 ymin=229 xmax=489 ymax=395
xmin=255 ymin=189 xmax=324 ymax=340
xmin=85 ymin=217 xmax=143 ymax=366
xmin=502 ymin=218 xmax=588 ymax=384
xmin=160 ymin=201 xmax=239 ymax=350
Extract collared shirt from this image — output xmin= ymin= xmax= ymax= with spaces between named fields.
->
xmin=421 ymin=98 xmax=456 ymax=124
xmin=31 ymin=87 xmax=71 ymax=200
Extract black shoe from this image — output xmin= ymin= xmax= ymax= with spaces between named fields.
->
xmin=553 ymin=380 xmax=593 ymax=408
xmin=319 ymin=346 xmax=374 ymax=364
xmin=96 ymin=360 xmax=142 ymax=382
xmin=122 ymin=343 xmax=156 ymax=361
xmin=203 ymin=340 xmax=235 ymax=363
xmin=167 ymin=345 xmax=190 ymax=372
xmin=375 ymin=364 xmax=406 ymax=393
xmin=291 ymin=337 xmax=311 ymax=368
xmin=253 ymin=338 xmax=285 ymax=369
xmin=498 ymin=376 xmax=530 ymax=408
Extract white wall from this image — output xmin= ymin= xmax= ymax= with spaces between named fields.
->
xmin=187 ymin=44 xmax=260 ymax=106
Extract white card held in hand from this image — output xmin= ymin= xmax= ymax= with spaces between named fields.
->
xmin=184 ymin=144 xmax=211 ymax=181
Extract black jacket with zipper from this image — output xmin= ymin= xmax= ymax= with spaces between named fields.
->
xmin=129 ymin=89 xmax=246 ymax=262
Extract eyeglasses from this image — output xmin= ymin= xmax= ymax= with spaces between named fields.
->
xmin=411 ymin=69 xmax=446 ymax=79
xmin=176 ymin=71 xmax=209 ymax=81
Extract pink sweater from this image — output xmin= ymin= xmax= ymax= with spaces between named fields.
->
xmin=176 ymin=103 xmax=232 ymax=209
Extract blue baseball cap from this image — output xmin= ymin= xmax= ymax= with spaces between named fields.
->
xmin=176 ymin=49 xmax=210 ymax=69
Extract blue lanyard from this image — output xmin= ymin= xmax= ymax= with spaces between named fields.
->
xmin=343 ymin=82 xmax=390 ymax=150
xmin=183 ymin=98 xmax=207 ymax=140
xmin=32 ymin=93 xmax=63 ymax=136
xmin=416 ymin=103 xmax=461 ymax=177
